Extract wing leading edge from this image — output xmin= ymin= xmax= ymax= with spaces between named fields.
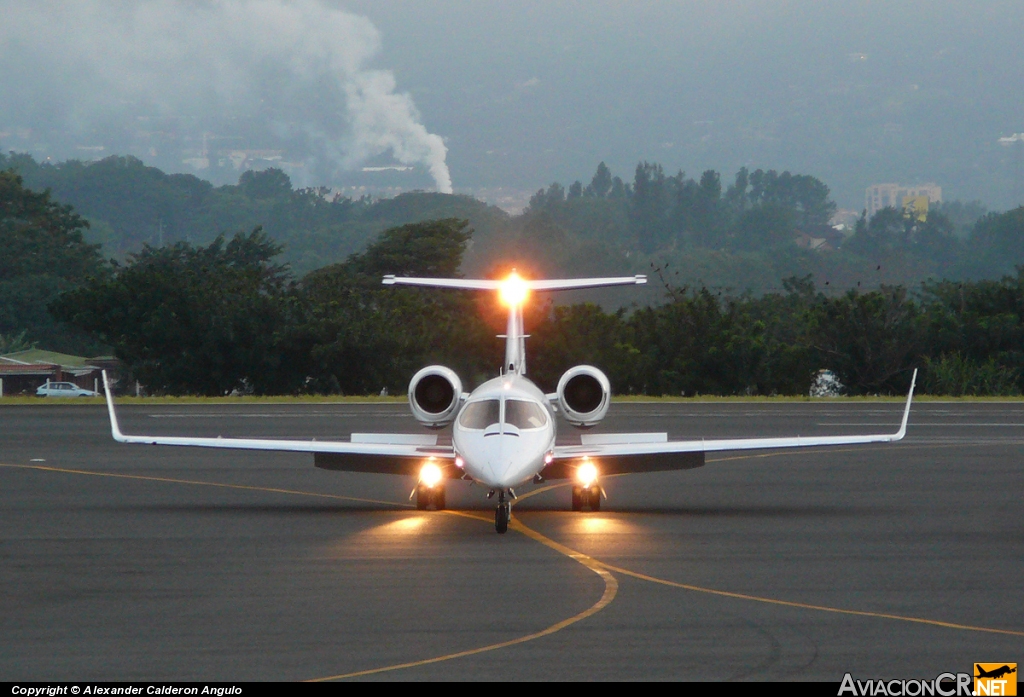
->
xmin=101 ymin=372 xmax=453 ymax=474
xmin=545 ymin=370 xmax=917 ymax=478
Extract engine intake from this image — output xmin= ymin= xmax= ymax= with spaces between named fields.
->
xmin=408 ymin=366 xmax=463 ymax=428
xmin=556 ymin=365 xmax=611 ymax=428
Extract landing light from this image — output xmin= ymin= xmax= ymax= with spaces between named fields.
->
xmin=576 ymin=460 xmax=598 ymax=488
xmin=419 ymin=461 xmax=443 ymax=488
xmin=454 ymin=455 xmax=465 ymax=469
xmin=499 ymin=271 xmax=529 ymax=307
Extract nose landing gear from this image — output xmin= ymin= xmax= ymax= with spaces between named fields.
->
xmin=494 ymin=489 xmax=512 ymax=534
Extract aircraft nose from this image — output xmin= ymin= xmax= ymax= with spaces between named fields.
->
xmin=480 ymin=434 xmax=521 ymax=486
xmin=487 ymin=439 xmax=514 ymax=480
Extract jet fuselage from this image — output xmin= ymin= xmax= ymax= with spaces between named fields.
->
xmin=451 ymin=373 xmax=555 ymax=489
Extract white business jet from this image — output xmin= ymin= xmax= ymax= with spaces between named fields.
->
xmin=103 ymin=271 xmax=916 ymax=533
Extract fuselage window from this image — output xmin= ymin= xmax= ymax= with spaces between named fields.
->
xmin=458 ymin=399 xmax=501 ymax=429
xmin=505 ymin=399 xmax=548 ymax=429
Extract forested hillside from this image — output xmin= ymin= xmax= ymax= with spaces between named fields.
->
xmin=4 ymin=152 xmax=1016 ymax=300
xmin=6 ymin=151 xmax=1024 ymax=397
xmin=0 ymin=152 xmax=511 ymax=276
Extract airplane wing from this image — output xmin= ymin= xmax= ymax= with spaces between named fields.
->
xmin=543 ymin=370 xmax=916 ymax=478
xmin=101 ymin=372 xmax=455 ymax=476
xmin=382 ymin=275 xmax=646 ymax=291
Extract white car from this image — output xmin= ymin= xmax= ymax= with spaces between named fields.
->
xmin=36 ymin=381 xmax=99 ymax=397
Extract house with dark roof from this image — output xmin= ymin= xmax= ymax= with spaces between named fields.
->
xmin=0 ymin=350 xmax=116 ymax=396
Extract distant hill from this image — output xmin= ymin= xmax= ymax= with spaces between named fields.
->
xmin=1 ymin=153 xmax=511 ymax=276
xmin=5 ymin=152 xmax=1019 ymax=301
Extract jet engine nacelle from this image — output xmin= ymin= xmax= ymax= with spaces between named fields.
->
xmin=408 ymin=366 xmax=463 ymax=429
xmin=556 ymin=365 xmax=611 ymax=428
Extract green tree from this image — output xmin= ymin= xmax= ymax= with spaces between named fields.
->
xmin=301 ymin=219 xmax=498 ymax=394
xmin=52 ymin=228 xmax=304 ymax=395
xmin=585 ymin=162 xmax=613 ymax=198
xmin=0 ymin=169 xmax=108 ymax=353
xmin=238 ymin=168 xmax=293 ymax=200
xmin=969 ymin=207 xmax=1024 ymax=276
xmin=632 ymin=162 xmax=671 ymax=252
xmin=806 ymin=286 xmax=920 ymax=394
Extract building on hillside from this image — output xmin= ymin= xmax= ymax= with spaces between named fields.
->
xmin=794 ymin=225 xmax=847 ymax=252
xmin=865 ymin=183 xmax=942 ymax=218
xmin=0 ymin=350 xmax=116 ymax=397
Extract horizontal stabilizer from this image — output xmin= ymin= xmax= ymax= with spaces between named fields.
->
xmin=382 ymin=275 xmax=646 ymax=291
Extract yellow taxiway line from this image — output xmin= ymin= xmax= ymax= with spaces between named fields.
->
xmin=309 ymin=510 xmax=618 ymax=681
xmin=0 ymin=462 xmax=621 ymax=681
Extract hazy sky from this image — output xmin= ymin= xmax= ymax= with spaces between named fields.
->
xmin=2 ymin=1 xmax=1023 ymax=209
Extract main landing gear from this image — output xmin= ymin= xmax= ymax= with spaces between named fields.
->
xmin=494 ymin=489 xmax=512 ymax=534
xmin=414 ymin=482 xmax=446 ymax=510
xmin=571 ymin=484 xmax=602 ymax=512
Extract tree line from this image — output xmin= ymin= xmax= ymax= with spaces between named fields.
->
xmin=5 ymin=157 xmax=1024 ymax=396
xmin=44 ymin=215 xmax=1024 ymax=397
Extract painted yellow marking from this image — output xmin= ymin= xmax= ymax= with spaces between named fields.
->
xmin=0 ymin=463 xmax=407 ymax=508
xmin=513 ymin=481 xmax=569 ymax=501
xmin=308 ymin=509 xmax=619 ymax=681
xmin=9 ymin=452 xmax=1021 ymax=679
xmin=1 ymin=461 xmax=620 ymax=680
xmin=593 ymin=560 xmax=1024 ymax=638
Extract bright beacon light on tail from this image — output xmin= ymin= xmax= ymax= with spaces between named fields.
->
xmin=499 ymin=271 xmax=529 ymax=307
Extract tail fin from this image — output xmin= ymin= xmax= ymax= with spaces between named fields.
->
xmin=383 ymin=274 xmax=647 ymax=376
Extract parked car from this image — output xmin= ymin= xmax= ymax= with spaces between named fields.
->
xmin=36 ymin=381 xmax=99 ymax=397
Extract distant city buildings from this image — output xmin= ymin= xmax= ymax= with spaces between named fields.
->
xmin=865 ymin=182 xmax=942 ymax=218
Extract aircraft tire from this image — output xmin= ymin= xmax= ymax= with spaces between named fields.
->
xmin=571 ymin=486 xmax=583 ymax=511
xmin=434 ymin=485 xmax=446 ymax=511
xmin=495 ymin=503 xmax=510 ymax=534
xmin=589 ymin=486 xmax=601 ymax=512
xmin=415 ymin=484 xmax=430 ymax=510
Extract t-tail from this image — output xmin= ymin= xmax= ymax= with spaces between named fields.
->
xmin=382 ymin=272 xmax=646 ymax=375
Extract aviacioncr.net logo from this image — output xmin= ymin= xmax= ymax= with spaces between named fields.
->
xmin=838 ymin=672 xmax=973 ymax=696
xmin=974 ymin=664 xmax=1017 ymax=696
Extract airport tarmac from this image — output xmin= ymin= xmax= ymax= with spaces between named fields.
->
xmin=1 ymin=401 xmax=1021 ymax=681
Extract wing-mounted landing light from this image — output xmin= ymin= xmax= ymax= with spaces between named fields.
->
xmin=576 ymin=460 xmax=598 ymax=488
xmin=571 ymin=457 xmax=604 ymax=512
xmin=419 ymin=461 xmax=443 ymax=488
xmin=411 ymin=459 xmax=447 ymax=511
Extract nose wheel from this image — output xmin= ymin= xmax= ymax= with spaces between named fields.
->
xmin=494 ymin=490 xmax=511 ymax=533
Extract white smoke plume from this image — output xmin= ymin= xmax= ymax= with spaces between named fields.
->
xmin=0 ymin=0 xmax=453 ymax=192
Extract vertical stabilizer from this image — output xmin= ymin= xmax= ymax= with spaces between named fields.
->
xmin=504 ymin=303 xmax=526 ymax=375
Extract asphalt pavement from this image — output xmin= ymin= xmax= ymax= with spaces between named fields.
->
xmin=1 ymin=400 xmax=1021 ymax=681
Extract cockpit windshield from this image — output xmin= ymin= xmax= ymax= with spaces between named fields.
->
xmin=458 ymin=399 xmax=501 ymax=429
xmin=505 ymin=399 xmax=548 ymax=429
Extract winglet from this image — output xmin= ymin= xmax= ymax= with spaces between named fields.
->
xmin=102 ymin=370 xmax=127 ymax=442
xmin=894 ymin=368 xmax=917 ymax=440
